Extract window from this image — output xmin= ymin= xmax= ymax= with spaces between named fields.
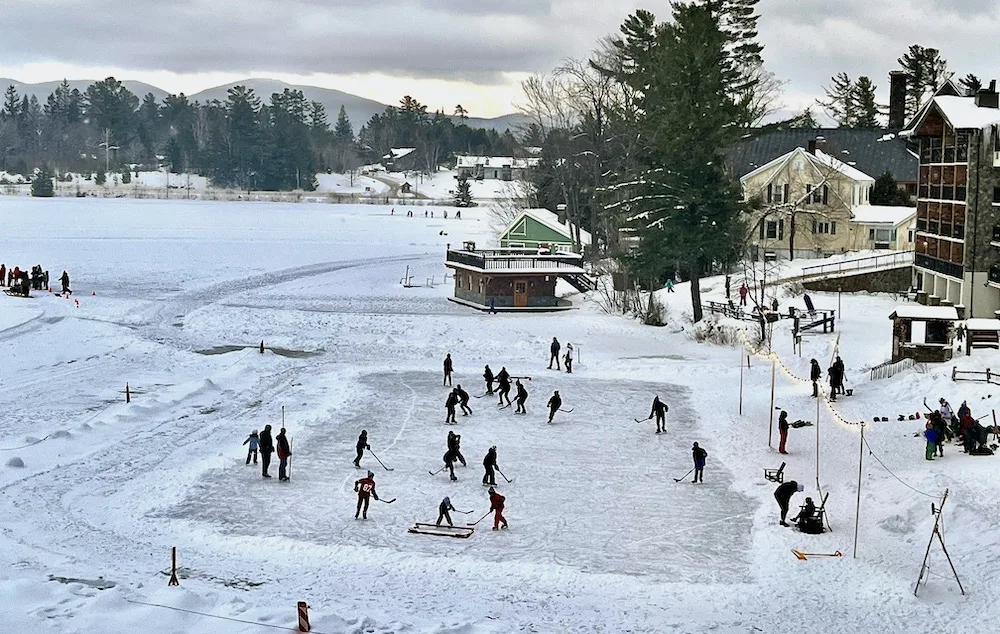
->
xmin=813 ymin=220 xmax=835 ymax=235
xmin=765 ymin=221 xmax=778 ymax=239
xmin=871 ymin=228 xmax=894 ymax=247
xmin=806 ymin=184 xmax=823 ymax=204
xmin=761 ymin=219 xmax=784 ymax=240
xmin=772 ymin=183 xmax=786 ymax=204
xmin=908 ymin=230 xmax=915 ymax=242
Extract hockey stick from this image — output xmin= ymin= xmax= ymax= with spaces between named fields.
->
xmin=429 ymin=466 xmax=447 ymax=476
xmin=498 ymin=403 xmax=512 ymax=410
xmin=511 ymin=376 xmax=532 ymax=381
xmin=377 ymin=497 xmax=396 ymax=504
xmin=923 ymin=397 xmax=933 ymax=413
xmin=474 ymin=393 xmax=491 ymax=399
xmin=455 ymin=509 xmax=475 ymax=515
xmin=673 ymin=468 xmax=695 ymax=483
xmin=559 ymin=408 xmax=574 ymax=413
xmin=495 ymin=467 xmax=513 ymax=484
xmin=369 ymin=450 xmax=394 ymax=472
xmin=469 ymin=511 xmax=491 ymax=526
xmin=634 ymin=417 xmax=652 ymax=423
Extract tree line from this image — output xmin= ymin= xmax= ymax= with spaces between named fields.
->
xmin=0 ymin=78 xmax=518 ymax=190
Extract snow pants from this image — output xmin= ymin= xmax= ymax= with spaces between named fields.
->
xmin=548 ymin=352 xmax=560 ymax=370
xmin=356 ymin=494 xmax=371 ymax=518
xmin=493 ymin=507 xmax=507 ymax=530
xmin=779 ymin=429 xmax=788 ymax=454
xmin=925 ymin=441 xmax=936 ymax=460
xmin=246 ymin=448 xmax=258 ymax=465
xmin=278 ymin=456 xmax=288 ymax=480
xmin=261 ymin=450 xmax=273 ymax=476
xmin=565 ymin=357 xmax=572 ymax=373
xmin=483 ymin=465 xmax=496 ymax=486
xmin=655 ymin=412 xmax=665 ymax=432
xmin=436 ymin=510 xmax=453 ymax=526
xmin=515 ymin=398 xmax=526 ymax=414
xmin=354 ymin=447 xmax=364 ymax=467
xmin=443 ymin=370 xmax=452 ymax=386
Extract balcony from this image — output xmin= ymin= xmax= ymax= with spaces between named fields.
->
xmin=915 ymin=253 xmax=964 ymax=280
xmin=445 ymin=248 xmax=586 ymax=274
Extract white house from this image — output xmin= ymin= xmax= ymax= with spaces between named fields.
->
xmin=456 ymin=156 xmax=540 ymax=181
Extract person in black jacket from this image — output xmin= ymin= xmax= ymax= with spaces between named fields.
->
xmin=691 ymin=442 xmax=707 ymax=483
xmin=456 ymin=384 xmax=472 ymax=415
xmin=354 ymin=430 xmax=369 ymax=468
xmin=276 ymin=427 xmax=292 ymax=482
xmin=514 ymin=380 xmax=528 ymax=414
xmin=548 ymin=337 xmax=561 ymax=370
xmin=774 ymin=480 xmax=802 ymax=526
xmin=483 ymin=365 xmax=495 ymax=394
xmin=482 ymin=446 xmax=498 ymax=486
xmin=443 ymin=353 xmax=454 ymax=386
xmin=810 ymin=359 xmax=821 ymax=397
xmin=496 ymin=367 xmax=512 ymax=407
xmin=547 ymin=390 xmax=562 ymax=423
xmin=443 ymin=448 xmax=459 ymax=481
xmin=258 ymin=425 xmax=274 ymax=478
xmin=445 ymin=390 xmax=459 ymax=424
xmin=447 ymin=431 xmax=466 ymax=466
xmin=60 ymin=270 xmax=71 ymax=294
xmin=437 ymin=497 xmax=456 ymax=526
xmin=649 ymin=396 xmax=668 ymax=434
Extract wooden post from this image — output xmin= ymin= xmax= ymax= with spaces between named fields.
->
xmin=297 ymin=601 xmax=311 ymax=632
xmin=853 ymin=424 xmax=864 ymax=558
xmin=168 ymin=547 xmax=179 ymax=586
xmin=260 ymin=340 xmax=265 ymax=354
xmin=126 ymin=383 xmax=131 ymax=404
xmin=768 ymin=358 xmax=776 ymax=448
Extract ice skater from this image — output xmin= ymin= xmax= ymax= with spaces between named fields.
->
xmin=774 ymin=480 xmax=802 ymax=526
xmin=514 ymin=379 xmax=528 ymax=414
xmin=488 ymin=486 xmax=508 ymax=531
xmin=354 ymin=430 xmax=369 ymax=467
xmin=437 ymin=496 xmax=455 ymax=527
xmin=564 ymin=343 xmax=573 ymax=373
xmin=483 ymin=365 xmax=495 ymax=394
xmin=546 ymin=390 xmax=562 ymax=423
xmin=648 ymin=395 xmax=668 ymax=433
xmin=456 ymin=384 xmax=472 ymax=415
xmin=443 ymin=448 xmax=459 ymax=481
xmin=259 ymin=425 xmax=274 ymax=478
xmin=691 ymin=442 xmax=707 ymax=483
xmin=242 ymin=430 xmax=259 ymax=465
xmin=354 ymin=471 xmax=379 ymax=519
xmin=447 ymin=431 xmax=466 ymax=466
xmin=548 ymin=337 xmax=561 ymax=370
xmin=483 ymin=445 xmax=498 ymax=486
xmin=443 ymin=353 xmax=454 ymax=386
xmin=497 ymin=367 xmax=512 ymax=407
xmin=445 ymin=389 xmax=459 ymax=424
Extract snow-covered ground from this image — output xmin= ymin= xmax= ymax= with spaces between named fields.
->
xmin=0 ymin=197 xmax=997 ymax=633
xmin=314 ymin=172 xmax=389 ymax=196
xmin=382 ymin=169 xmax=524 ymax=201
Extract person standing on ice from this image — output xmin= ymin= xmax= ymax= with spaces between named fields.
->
xmin=778 ymin=411 xmax=789 ymax=454
xmin=774 ymin=480 xmax=802 ymax=526
xmin=456 ymin=384 xmax=472 ymax=415
xmin=445 ymin=389 xmax=459 ymax=424
xmin=354 ymin=430 xmax=370 ymax=468
xmin=443 ymin=447 xmax=460 ymax=481
xmin=354 ymin=471 xmax=379 ymax=519
xmin=0 ymin=264 xmax=5 ymax=287
xmin=691 ymin=442 xmax=707 ymax=483
xmin=258 ymin=425 xmax=274 ymax=478
xmin=546 ymin=390 xmax=562 ymax=424
xmin=447 ymin=431 xmax=466 ymax=466
xmin=923 ymin=421 xmax=938 ymax=461
xmin=276 ymin=427 xmax=292 ymax=482
xmin=497 ymin=367 xmax=512 ymax=407
xmin=514 ymin=380 xmax=528 ymax=414
xmin=242 ymin=430 xmax=259 ymax=465
xmin=488 ymin=486 xmax=508 ymax=531
xmin=548 ymin=337 xmax=561 ymax=370
xmin=443 ymin=353 xmax=454 ymax=386
xmin=564 ymin=343 xmax=573 ymax=373
xmin=483 ymin=365 xmax=495 ymax=394
xmin=739 ymin=282 xmax=748 ymax=306
xmin=483 ymin=446 xmax=498 ymax=486
xmin=832 ymin=356 xmax=846 ymax=395
xmin=436 ymin=497 xmax=456 ymax=527
xmin=59 ymin=270 xmax=71 ymax=295
xmin=809 ymin=359 xmax=821 ymax=397
xmin=648 ymin=396 xmax=669 ymax=433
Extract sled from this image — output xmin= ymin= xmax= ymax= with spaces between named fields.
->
xmin=408 ymin=523 xmax=474 ymax=538
xmin=791 ymin=549 xmax=842 ymax=561
xmin=2 ymin=288 xmax=30 ymax=298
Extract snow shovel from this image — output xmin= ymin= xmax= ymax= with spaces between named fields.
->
xmin=791 ymin=549 xmax=842 ymax=561
xmin=673 ymin=468 xmax=695 ymax=483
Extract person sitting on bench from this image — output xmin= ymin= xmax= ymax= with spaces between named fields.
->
xmin=793 ymin=497 xmax=824 ymax=534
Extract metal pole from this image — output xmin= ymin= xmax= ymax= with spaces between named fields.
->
xmin=739 ymin=349 xmax=744 ymax=416
xmin=854 ymin=423 xmax=864 ymax=558
xmin=768 ymin=357 xmax=776 ymax=447
xmin=816 ymin=392 xmax=821 ymax=490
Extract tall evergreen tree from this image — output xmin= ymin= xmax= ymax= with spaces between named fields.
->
xmin=84 ymin=77 xmax=140 ymax=149
xmin=851 ymin=77 xmax=880 ymax=127
xmin=817 ymin=72 xmax=855 ymax=127
xmin=454 ymin=171 xmax=473 ymax=207
xmin=333 ymin=105 xmax=353 ymax=143
xmin=959 ymin=73 xmax=982 ymax=96
xmin=897 ymin=45 xmax=947 ymax=118
xmin=31 ymin=165 xmax=54 ymax=197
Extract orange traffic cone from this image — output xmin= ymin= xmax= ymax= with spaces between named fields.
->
xmin=48 ymin=287 xmax=52 ymax=293
xmin=74 ymin=299 xmax=79 ymax=308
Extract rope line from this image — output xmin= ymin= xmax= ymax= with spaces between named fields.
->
xmin=861 ymin=435 xmax=941 ymax=499
xmin=123 ymin=599 xmax=334 ymax=634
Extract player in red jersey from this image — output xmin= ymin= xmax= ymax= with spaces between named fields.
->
xmin=488 ymin=486 xmax=508 ymax=531
xmin=354 ymin=471 xmax=379 ymax=519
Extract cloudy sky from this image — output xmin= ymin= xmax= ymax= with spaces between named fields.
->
xmin=1 ymin=0 xmax=998 ymax=118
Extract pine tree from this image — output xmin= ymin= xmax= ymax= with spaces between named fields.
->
xmin=308 ymin=101 xmax=328 ymax=130
xmin=454 ymin=171 xmax=473 ymax=207
xmin=334 ymin=105 xmax=353 ymax=143
xmin=95 ymin=169 xmax=106 ymax=186
xmin=960 ymin=73 xmax=982 ymax=96
xmin=851 ymin=77 xmax=880 ymax=127
xmin=871 ymin=171 xmax=911 ymax=206
xmin=121 ymin=167 xmax=131 ymax=184
xmin=792 ymin=107 xmax=819 ymax=128
xmin=2 ymin=85 xmax=19 ymax=122
xmin=897 ymin=45 xmax=948 ymax=118
xmin=31 ymin=165 xmax=54 ymax=197
xmin=817 ymin=72 xmax=855 ymax=127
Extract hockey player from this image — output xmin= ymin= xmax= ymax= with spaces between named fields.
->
xmin=259 ymin=425 xmax=274 ymax=478
xmin=546 ymin=390 xmax=562 ymax=423
xmin=445 ymin=389 xmax=459 ymax=424
xmin=354 ymin=430 xmax=369 ymax=468
xmin=548 ymin=337 xmax=561 ymax=370
xmin=483 ymin=365 xmax=495 ymax=394
xmin=648 ymin=396 xmax=668 ymax=433
xmin=774 ymin=480 xmax=802 ymax=526
xmin=443 ymin=448 xmax=459 ymax=481
xmin=443 ymin=353 xmax=454 ymax=386
xmin=691 ymin=442 xmax=707 ymax=483
xmin=447 ymin=431 xmax=466 ymax=466
xmin=488 ymin=486 xmax=508 ymax=531
xmin=437 ymin=496 xmax=455 ymax=527
xmin=354 ymin=471 xmax=379 ymax=519
xmin=456 ymin=384 xmax=472 ymax=415
xmin=514 ymin=379 xmax=528 ymax=414
xmin=497 ymin=367 xmax=512 ymax=407
xmin=483 ymin=445 xmax=498 ymax=486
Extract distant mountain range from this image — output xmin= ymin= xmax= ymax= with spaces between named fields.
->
xmin=0 ymin=77 xmax=527 ymax=133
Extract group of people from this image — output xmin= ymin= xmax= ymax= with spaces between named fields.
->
xmin=923 ymin=398 xmax=997 ymax=460
xmin=242 ymin=425 xmax=292 ymax=481
xmin=547 ymin=337 xmax=573 ymax=373
xmin=1 ymin=264 xmax=70 ymax=298
xmin=809 ymin=356 xmax=847 ymax=401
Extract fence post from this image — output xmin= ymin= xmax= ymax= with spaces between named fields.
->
xmin=168 ymin=547 xmax=179 ymax=586
xmin=126 ymin=383 xmax=131 ymax=404
xmin=951 ymin=366 xmax=957 ymax=381
xmin=297 ymin=602 xmax=311 ymax=632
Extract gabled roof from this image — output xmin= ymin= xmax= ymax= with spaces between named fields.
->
xmin=503 ymin=208 xmax=592 ymax=246
xmin=739 ymin=147 xmax=874 ymax=186
xmin=456 ymin=156 xmax=540 ymax=169
xmin=728 ymin=128 xmax=917 ymax=182
xmin=903 ymin=95 xmax=1000 ymax=135
xmin=384 ymin=147 xmax=416 ymax=160
xmin=849 ymin=205 xmax=916 ymax=225
xmin=890 ymin=305 xmax=958 ymax=321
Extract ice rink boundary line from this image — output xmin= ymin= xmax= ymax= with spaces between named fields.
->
xmin=124 ymin=599 xmax=336 ymax=634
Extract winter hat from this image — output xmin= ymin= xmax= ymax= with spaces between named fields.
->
xmin=367 ymin=471 xmax=374 ymax=478
xmin=692 ymin=442 xmax=699 ymax=448
xmin=796 ymin=483 xmax=804 ymax=492
xmin=443 ymin=497 xmax=450 ymax=504
xmin=488 ymin=487 xmax=495 ymax=494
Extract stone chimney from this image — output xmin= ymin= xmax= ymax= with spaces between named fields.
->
xmin=888 ymin=71 xmax=907 ymax=129
xmin=975 ymin=80 xmax=999 ymax=109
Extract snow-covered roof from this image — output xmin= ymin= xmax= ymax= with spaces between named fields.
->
xmin=889 ymin=305 xmax=958 ymax=321
xmin=509 ymin=208 xmax=592 ymax=246
xmin=902 ymin=95 xmax=1000 ymax=136
xmin=456 ymin=156 xmax=540 ymax=169
xmin=965 ymin=318 xmax=1000 ymax=331
xmin=849 ymin=205 xmax=916 ymax=226
xmin=739 ymin=147 xmax=874 ymax=186
xmin=384 ymin=148 xmax=416 ymax=160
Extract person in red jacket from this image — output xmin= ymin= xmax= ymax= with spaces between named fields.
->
xmin=354 ymin=471 xmax=379 ymax=519
xmin=488 ymin=486 xmax=508 ymax=531
xmin=276 ymin=427 xmax=292 ymax=482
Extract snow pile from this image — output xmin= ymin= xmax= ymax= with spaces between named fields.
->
xmin=6 ymin=457 xmax=25 ymax=468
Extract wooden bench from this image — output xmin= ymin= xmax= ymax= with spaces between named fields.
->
xmin=764 ymin=461 xmax=786 ymax=483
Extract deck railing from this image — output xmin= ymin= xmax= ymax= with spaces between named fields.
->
xmin=799 ymin=250 xmax=913 ymax=280
xmin=446 ymin=250 xmax=585 ymax=272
